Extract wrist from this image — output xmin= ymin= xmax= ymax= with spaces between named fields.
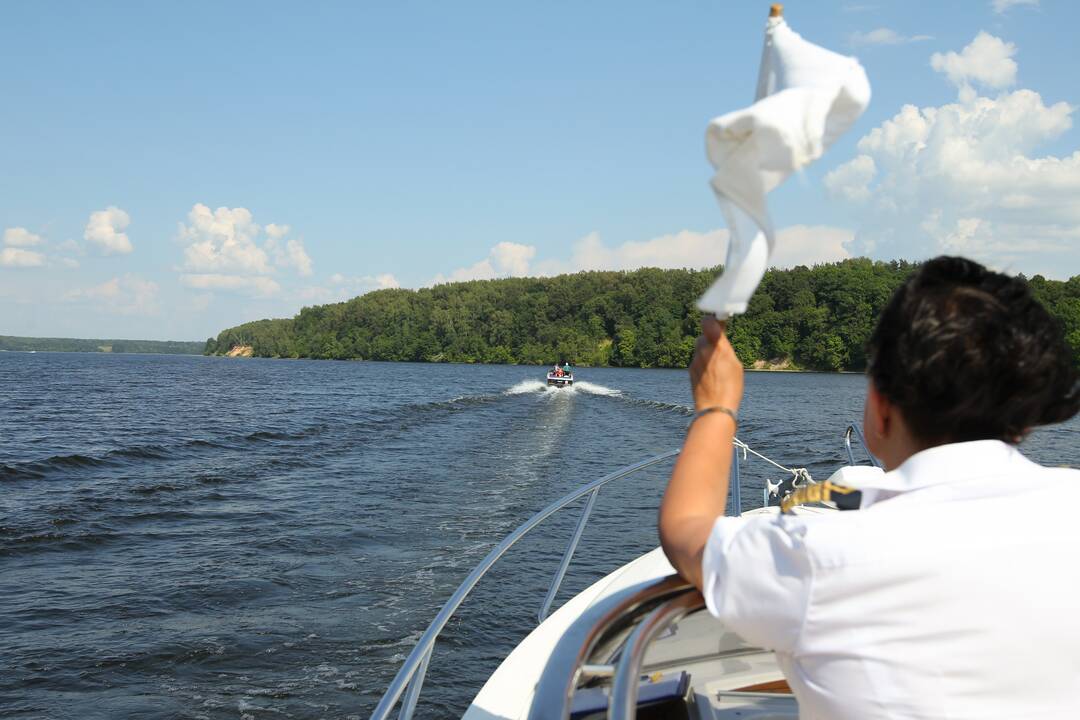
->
xmin=694 ymin=397 xmax=741 ymax=414
xmin=690 ymin=405 xmax=738 ymax=431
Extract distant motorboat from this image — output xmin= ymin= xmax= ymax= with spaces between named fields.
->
xmin=546 ymin=366 xmax=573 ymax=388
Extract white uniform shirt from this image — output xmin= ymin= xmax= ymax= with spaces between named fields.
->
xmin=701 ymin=439 xmax=1080 ymax=719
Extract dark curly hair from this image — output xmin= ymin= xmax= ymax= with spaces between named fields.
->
xmin=866 ymin=256 xmax=1079 ymax=445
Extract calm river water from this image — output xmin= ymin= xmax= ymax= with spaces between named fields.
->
xmin=1 ymin=353 xmax=1076 ymax=719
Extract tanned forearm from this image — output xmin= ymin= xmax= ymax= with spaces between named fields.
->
xmin=658 ymin=316 xmax=744 ymax=590
xmin=659 ymin=412 xmax=734 ymax=588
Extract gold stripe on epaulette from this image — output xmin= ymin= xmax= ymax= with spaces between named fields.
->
xmin=779 ymin=481 xmax=860 ymax=514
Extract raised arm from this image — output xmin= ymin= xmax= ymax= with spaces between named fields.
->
xmin=658 ymin=316 xmax=744 ymax=588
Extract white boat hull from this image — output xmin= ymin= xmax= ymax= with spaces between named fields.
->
xmin=464 ymin=505 xmax=830 ymax=719
xmin=546 ymin=373 xmax=573 ymax=388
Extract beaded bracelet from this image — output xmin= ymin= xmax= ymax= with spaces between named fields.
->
xmin=691 ymin=405 xmax=738 ymax=430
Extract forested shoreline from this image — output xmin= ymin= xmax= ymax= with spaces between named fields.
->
xmin=1 ymin=336 xmax=204 ymax=355
xmin=205 ymin=259 xmax=1080 ymax=372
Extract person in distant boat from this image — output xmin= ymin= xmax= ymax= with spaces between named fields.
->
xmin=562 ymin=362 xmax=572 ymax=375
xmin=658 ymin=256 xmax=1080 ymax=719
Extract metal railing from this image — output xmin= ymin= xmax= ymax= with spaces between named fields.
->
xmin=609 ymin=585 xmax=706 ymax=719
xmin=371 ymin=425 xmax=870 ymax=720
xmin=527 ymin=574 xmax=699 ymax=720
xmin=369 ymin=448 xmax=686 ymax=720
xmin=844 ymin=424 xmax=882 ymax=468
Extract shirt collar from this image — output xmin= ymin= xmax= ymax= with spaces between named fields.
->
xmin=826 ymin=439 xmax=1032 ymax=494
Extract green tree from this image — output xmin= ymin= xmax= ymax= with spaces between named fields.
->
xmin=204 ymin=261 xmax=1079 ymax=372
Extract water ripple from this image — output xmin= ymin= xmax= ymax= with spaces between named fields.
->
xmin=0 ymin=354 xmax=1075 ymax=720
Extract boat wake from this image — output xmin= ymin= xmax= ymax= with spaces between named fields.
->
xmin=618 ymin=396 xmax=693 ymax=416
xmin=0 ymin=378 xmax=683 ymax=486
xmin=572 ymin=381 xmax=621 ymax=396
xmin=504 ymin=379 xmax=547 ymax=395
xmin=503 ymin=379 xmax=624 ymax=397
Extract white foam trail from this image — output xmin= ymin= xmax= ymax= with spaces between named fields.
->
xmin=573 ymin=381 xmax=622 ymax=397
xmin=504 ymin=379 xmax=546 ymax=395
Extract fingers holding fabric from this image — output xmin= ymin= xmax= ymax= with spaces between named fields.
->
xmin=690 ymin=315 xmax=744 ymax=413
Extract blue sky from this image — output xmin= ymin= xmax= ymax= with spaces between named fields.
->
xmin=2 ymin=0 xmax=1077 ymax=340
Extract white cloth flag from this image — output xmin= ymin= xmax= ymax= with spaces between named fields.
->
xmin=698 ymin=14 xmax=871 ymax=316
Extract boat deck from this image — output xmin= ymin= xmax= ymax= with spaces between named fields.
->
xmin=642 ymin=609 xmax=796 ymax=719
xmin=465 ymin=508 xmax=830 ymax=719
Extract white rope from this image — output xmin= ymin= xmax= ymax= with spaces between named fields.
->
xmin=733 ymin=436 xmax=812 ymax=484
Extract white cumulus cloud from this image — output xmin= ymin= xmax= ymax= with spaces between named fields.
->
xmin=824 ymin=154 xmax=877 ymax=202
xmin=271 ymin=237 xmax=314 ymax=277
xmin=825 ymin=32 xmax=1080 ymax=277
xmin=299 ymin=272 xmax=400 ymax=303
xmin=433 ymin=242 xmax=537 ymax=284
xmin=548 ymin=229 xmax=729 ymax=273
xmin=180 ymin=273 xmax=282 ymax=297
xmin=850 ymin=28 xmax=932 ymax=47
xmin=930 ymin=32 xmax=1017 ymax=90
xmin=489 ymin=241 xmax=535 ymax=277
xmin=176 ymin=204 xmax=316 ymax=295
xmin=435 ymin=226 xmax=853 ymax=285
xmin=0 ymin=247 xmax=46 ymax=267
xmin=178 ymin=204 xmax=270 ymax=275
xmin=261 ymin=222 xmax=314 ymax=276
xmin=549 ymin=226 xmax=852 ymax=274
xmin=265 ymin=223 xmax=290 ymax=240
xmin=770 ymin=226 xmax=855 ymax=268
xmin=3 ymin=227 xmax=43 ymax=247
xmin=84 ymin=206 xmax=133 ymax=255
xmin=0 ymin=227 xmax=47 ymax=267
xmin=64 ymin=274 xmax=159 ymax=315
